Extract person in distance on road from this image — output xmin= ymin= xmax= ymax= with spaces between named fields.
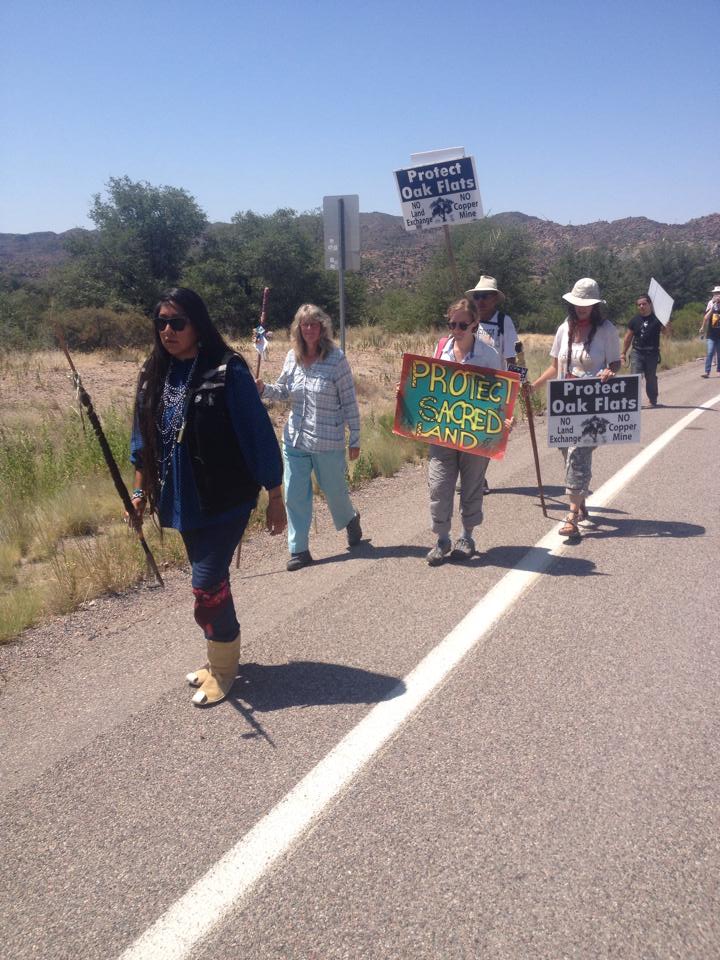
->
xmin=425 ymin=297 xmax=513 ymax=566
xmin=699 ymin=286 xmax=720 ymax=377
xmin=529 ymin=278 xmax=621 ymax=539
xmin=621 ymin=293 xmax=671 ymax=406
xmin=129 ymin=287 xmax=286 ymax=707
xmin=256 ymin=304 xmax=363 ymax=571
xmin=464 ymin=275 xmax=519 ymax=494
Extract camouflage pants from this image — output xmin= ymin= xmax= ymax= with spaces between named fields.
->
xmin=560 ymin=445 xmax=594 ymax=498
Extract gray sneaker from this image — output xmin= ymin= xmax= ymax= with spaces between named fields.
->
xmin=287 ymin=550 xmax=313 ymax=572
xmin=451 ymin=536 xmax=475 ymax=560
xmin=426 ymin=540 xmax=451 ymax=566
xmin=346 ymin=512 xmax=362 ymax=547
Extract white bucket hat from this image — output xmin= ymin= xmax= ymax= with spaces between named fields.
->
xmin=562 ymin=277 xmax=606 ymax=306
xmin=711 ymin=285 xmax=720 ymax=294
xmin=465 ymin=275 xmax=505 ymax=302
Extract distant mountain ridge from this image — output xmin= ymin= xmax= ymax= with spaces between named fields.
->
xmin=2 ymin=213 xmax=719 ymax=292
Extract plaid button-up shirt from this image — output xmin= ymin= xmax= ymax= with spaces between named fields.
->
xmin=262 ymin=347 xmax=361 ymax=451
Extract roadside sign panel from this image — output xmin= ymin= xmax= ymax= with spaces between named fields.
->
xmin=546 ymin=375 xmax=641 ymax=447
xmin=394 ymin=155 xmax=483 ymax=232
xmin=323 ymin=195 xmax=360 ymax=271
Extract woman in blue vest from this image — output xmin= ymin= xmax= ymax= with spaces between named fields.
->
xmin=130 ymin=287 xmax=286 ymax=707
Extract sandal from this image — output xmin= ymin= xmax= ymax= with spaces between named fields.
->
xmin=577 ymin=506 xmax=596 ymax=527
xmin=559 ymin=512 xmax=580 ymax=537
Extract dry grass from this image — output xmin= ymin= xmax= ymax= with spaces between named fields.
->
xmin=0 ymin=331 xmax=704 ymax=644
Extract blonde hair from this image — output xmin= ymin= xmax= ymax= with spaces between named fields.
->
xmin=291 ymin=304 xmax=335 ymax=360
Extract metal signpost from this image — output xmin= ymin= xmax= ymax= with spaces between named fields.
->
xmin=323 ymin=194 xmax=360 ymax=353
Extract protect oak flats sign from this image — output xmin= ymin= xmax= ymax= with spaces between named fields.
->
xmin=546 ymin=375 xmax=641 ymax=447
xmin=393 ymin=353 xmax=519 ymax=459
xmin=394 ymin=156 xmax=482 ymax=232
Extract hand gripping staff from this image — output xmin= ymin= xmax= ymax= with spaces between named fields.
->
xmin=55 ymin=328 xmax=165 ymax=587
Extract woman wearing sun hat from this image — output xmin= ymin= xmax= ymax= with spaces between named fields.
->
xmin=530 ymin=278 xmax=621 ymax=538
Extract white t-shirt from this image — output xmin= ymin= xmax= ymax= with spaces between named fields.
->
xmin=475 ymin=310 xmax=518 ymax=367
xmin=550 ymin=319 xmax=621 ymax=378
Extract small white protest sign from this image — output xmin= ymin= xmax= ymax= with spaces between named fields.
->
xmin=648 ymin=277 xmax=674 ymax=326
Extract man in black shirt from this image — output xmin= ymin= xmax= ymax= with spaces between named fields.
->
xmin=621 ymin=294 xmax=671 ymax=407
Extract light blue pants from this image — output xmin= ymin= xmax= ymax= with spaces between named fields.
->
xmin=282 ymin=443 xmax=356 ymax=554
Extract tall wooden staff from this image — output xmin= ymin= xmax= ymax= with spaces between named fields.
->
xmin=236 ymin=287 xmax=271 ymax=568
xmin=55 ymin=328 xmax=165 ymax=587
xmin=513 ymin=341 xmax=548 ymax=518
xmin=254 ymin=286 xmax=270 ymax=377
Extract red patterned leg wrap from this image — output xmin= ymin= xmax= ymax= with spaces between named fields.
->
xmin=192 ymin=578 xmax=231 ymax=639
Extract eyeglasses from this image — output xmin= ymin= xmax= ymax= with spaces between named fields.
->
xmin=300 ymin=320 xmax=321 ymax=328
xmin=155 ymin=314 xmax=189 ymax=333
xmin=447 ymin=320 xmax=471 ymax=331
xmin=472 ymin=292 xmax=494 ymax=301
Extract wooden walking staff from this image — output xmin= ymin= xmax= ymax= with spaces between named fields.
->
xmin=54 ymin=327 xmax=165 ymax=587
xmin=513 ymin=341 xmax=549 ymax=518
xmin=442 ymin=225 xmax=462 ymax=294
xmin=254 ymin=286 xmax=270 ymax=377
xmin=236 ymin=286 xmax=271 ymax=568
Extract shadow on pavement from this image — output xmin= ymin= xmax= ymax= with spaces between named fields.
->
xmin=580 ymin=517 xmax=705 ymax=540
xmin=226 ymin=660 xmax=406 ymax=743
xmin=469 ymin=544 xmax=601 ymax=577
xmin=232 ymin=660 xmax=405 ymax=712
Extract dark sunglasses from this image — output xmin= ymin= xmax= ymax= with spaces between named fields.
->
xmin=472 ymin=291 xmax=494 ymax=301
xmin=447 ymin=320 xmax=471 ymax=331
xmin=155 ymin=314 xmax=189 ymax=333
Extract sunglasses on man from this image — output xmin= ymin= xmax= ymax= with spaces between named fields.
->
xmin=155 ymin=315 xmax=190 ymax=333
xmin=472 ymin=292 xmax=495 ymax=301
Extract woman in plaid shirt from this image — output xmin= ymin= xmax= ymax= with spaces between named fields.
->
xmin=257 ymin=304 xmax=363 ymax=571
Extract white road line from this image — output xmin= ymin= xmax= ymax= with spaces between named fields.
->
xmin=119 ymin=395 xmax=720 ymax=960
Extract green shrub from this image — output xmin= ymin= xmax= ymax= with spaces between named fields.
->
xmin=55 ymin=307 xmax=152 ymax=351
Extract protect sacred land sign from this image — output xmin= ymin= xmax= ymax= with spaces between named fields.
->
xmin=546 ymin=375 xmax=641 ymax=447
xmin=393 ymin=354 xmax=519 ymax=459
xmin=394 ymin=156 xmax=482 ymax=233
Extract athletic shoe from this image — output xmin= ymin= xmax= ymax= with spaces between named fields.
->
xmin=287 ymin=550 xmax=313 ymax=572
xmin=451 ymin=536 xmax=475 ymax=560
xmin=346 ymin=513 xmax=362 ymax=547
xmin=426 ymin=540 xmax=451 ymax=566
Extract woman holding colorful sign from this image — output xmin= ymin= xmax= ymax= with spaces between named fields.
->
xmin=424 ymin=297 xmax=511 ymax=565
xmin=256 ymin=304 xmax=363 ymax=571
xmin=530 ymin=278 xmax=621 ymax=538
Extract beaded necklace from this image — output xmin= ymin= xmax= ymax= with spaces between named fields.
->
xmin=157 ymin=355 xmax=199 ymax=489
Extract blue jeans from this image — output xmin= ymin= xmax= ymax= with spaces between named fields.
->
xmin=705 ymin=338 xmax=720 ymax=375
xmin=181 ymin=509 xmax=251 ymax=641
xmin=630 ymin=349 xmax=659 ymax=404
xmin=282 ymin=443 xmax=356 ymax=554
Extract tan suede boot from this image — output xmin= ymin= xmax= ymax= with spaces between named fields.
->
xmin=186 ymin=664 xmax=209 ymax=688
xmin=191 ymin=634 xmax=240 ymax=707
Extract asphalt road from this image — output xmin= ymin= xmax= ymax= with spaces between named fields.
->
xmin=2 ymin=361 xmax=719 ymax=960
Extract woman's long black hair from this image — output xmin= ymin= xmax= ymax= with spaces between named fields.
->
xmin=134 ymin=287 xmax=237 ymax=515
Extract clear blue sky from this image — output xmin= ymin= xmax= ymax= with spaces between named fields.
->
xmin=1 ymin=0 xmax=717 ymax=234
